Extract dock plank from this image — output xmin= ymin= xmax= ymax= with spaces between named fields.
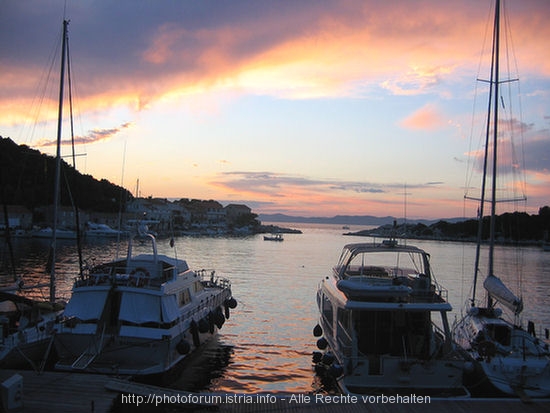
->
xmin=1 ymin=370 xmax=550 ymax=413
xmin=0 ymin=370 xmax=115 ymax=413
xmin=211 ymin=398 xmax=550 ymax=413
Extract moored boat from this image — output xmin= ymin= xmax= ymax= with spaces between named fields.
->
xmin=313 ymin=237 xmax=469 ymax=397
xmin=452 ymin=0 xmax=550 ymax=398
xmin=54 ymin=229 xmax=236 ymax=376
xmin=32 ymin=227 xmax=77 ymax=240
xmin=0 ymin=20 xmax=71 ymax=370
xmin=264 ymin=233 xmax=283 ymax=241
xmin=0 ymin=292 xmax=61 ymax=370
xmin=84 ymin=222 xmax=126 ymax=238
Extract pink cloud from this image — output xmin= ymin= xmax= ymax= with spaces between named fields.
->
xmin=400 ymin=104 xmax=448 ymax=131
xmin=35 ymin=122 xmax=131 ymax=147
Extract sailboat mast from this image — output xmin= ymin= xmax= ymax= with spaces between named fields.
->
xmin=50 ymin=19 xmax=69 ymax=303
xmin=488 ymin=0 xmax=500 ymax=289
xmin=471 ymin=0 xmax=501 ymax=306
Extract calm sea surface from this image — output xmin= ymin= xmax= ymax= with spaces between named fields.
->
xmin=1 ymin=222 xmax=550 ymax=394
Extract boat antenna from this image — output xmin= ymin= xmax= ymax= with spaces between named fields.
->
xmin=115 ymin=141 xmax=127 ymax=261
xmin=402 ymin=183 xmax=410 ymax=244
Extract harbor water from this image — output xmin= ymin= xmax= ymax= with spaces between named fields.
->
xmin=1 ymin=222 xmax=549 ymax=394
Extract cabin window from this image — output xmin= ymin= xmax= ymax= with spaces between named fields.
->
xmin=337 ymin=308 xmax=351 ymax=332
xmin=337 ymin=309 xmax=352 ymax=356
xmin=179 ymin=289 xmax=191 ymax=306
xmin=486 ymin=324 xmax=511 ymax=346
xmin=355 ymin=311 xmax=431 ymax=359
xmin=193 ymin=281 xmax=205 ymax=293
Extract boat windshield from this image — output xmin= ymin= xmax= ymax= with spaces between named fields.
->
xmin=339 ymin=248 xmax=429 ymax=279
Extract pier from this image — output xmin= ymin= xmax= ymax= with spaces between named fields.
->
xmin=0 ymin=370 xmax=114 ymax=412
xmin=1 ymin=370 xmax=550 ymax=412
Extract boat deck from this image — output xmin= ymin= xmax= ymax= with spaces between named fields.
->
xmin=1 ymin=370 xmax=549 ymax=412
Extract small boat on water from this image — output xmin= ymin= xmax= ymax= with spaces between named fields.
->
xmin=84 ymin=222 xmax=126 ymax=238
xmin=264 ymin=233 xmax=283 ymax=241
xmin=32 ymin=227 xmax=77 ymax=240
xmin=313 ymin=236 xmax=468 ymax=397
xmin=54 ymin=229 xmax=236 ymax=376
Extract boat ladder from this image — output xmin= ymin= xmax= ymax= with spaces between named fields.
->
xmin=71 ymin=328 xmax=106 ymax=370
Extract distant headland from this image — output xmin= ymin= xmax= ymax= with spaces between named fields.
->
xmin=2 ymin=136 xmax=548 ymax=242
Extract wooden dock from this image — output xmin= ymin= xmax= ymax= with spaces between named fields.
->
xmin=1 ymin=370 xmax=550 ymax=412
xmin=0 ymin=370 xmax=115 ymax=413
xmin=213 ymin=398 xmax=550 ymax=413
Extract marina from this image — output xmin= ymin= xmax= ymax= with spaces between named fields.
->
xmin=2 ymin=0 xmax=550 ymax=410
xmin=1 ymin=225 xmax=550 ymax=404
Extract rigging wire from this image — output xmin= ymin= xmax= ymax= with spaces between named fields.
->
xmin=461 ymin=0 xmax=527 ymax=315
xmin=65 ymin=23 xmax=85 ymax=279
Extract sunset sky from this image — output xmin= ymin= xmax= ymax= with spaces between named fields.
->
xmin=1 ymin=0 xmax=549 ymax=219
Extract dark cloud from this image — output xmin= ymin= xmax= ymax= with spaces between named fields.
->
xmin=213 ymin=171 xmax=439 ymax=196
xmin=35 ymin=122 xmax=131 ymax=147
xmin=0 ymin=0 xmax=337 ymax=102
xmin=2 ymin=0 xmax=549 ymax=115
xmin=468 ymin=119 xmax=550 ymax=173
xmin=524 ymin=138 xmax=550 ymax=172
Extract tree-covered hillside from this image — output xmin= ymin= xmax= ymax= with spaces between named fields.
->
xmin=349 ymin=207 xmax=550 ymax=243
xmin=0 ymin=137 xmax=132 ymax=212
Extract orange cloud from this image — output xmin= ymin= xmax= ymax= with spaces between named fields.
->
xmin=2 ymin=1 xmax=550 ymax=124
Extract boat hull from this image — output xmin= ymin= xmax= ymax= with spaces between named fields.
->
xmin=316 ymin=312 xmax=468 ymax=398
xmin=55 ymin=326 xmax=217 ymax=376
xmin=337 ymin=356 xmax=467 ymax=397
xmin=0 ymin=338 xmax=56 ymax=370
xmin=480 ymin=356 xmax=550 ymax=398
xmin=454 ymin=312 xmax=550 ymax=398
xmin=0 ymin=311 xmax=59 ymax=370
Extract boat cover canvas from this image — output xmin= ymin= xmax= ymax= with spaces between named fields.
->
xmin=161 ymin=294 xmax=179 ymax=323
xmin=483 ymin=274 xmax=523 ymax=315
xmin=64 ymin=290 xmax=108 ymax=321
xmin=119 ymin=292 xmax=161 ymax=324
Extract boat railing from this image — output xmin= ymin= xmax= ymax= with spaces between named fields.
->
xmin=76 ymin=262 xmax=177 ymax=289
xmin=117 ymin=289 xmax=233 ymax=330
xmin=180 ymin=287 xmax=232 ymax=321
xmin=409 ymin=287 xmax=448 ymax=304
xmin=196 ymin=269 xmax=232 ymax=289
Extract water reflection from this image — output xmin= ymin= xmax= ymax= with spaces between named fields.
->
xmin=1 ymin=225 xmax=550 ymax=394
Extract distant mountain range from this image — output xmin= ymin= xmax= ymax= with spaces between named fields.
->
xmin=258 ymin=213 xmax=468 ymax=226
